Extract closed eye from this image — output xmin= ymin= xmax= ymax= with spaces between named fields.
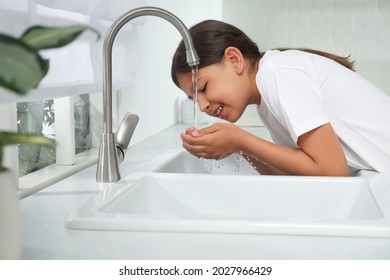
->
xmin=200 ymin=83 xmax=207 ymax=93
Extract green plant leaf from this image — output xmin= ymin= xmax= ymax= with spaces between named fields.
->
xmin=0 ymin=34 xmax=49 ymax=95
xmin=0 ymin=132 xmax=54 ymax=170
xmin=0 ymin=132 xmax=54 ymax=147
xmin=21 ymin=25 xmax=100 ymax=50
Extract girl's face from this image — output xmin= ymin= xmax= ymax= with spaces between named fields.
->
xmin=176 ymin=52 xmax=259 ymax=123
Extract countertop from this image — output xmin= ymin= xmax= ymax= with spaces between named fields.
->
xmin=20 ymin=124 xmax=390 ymax=259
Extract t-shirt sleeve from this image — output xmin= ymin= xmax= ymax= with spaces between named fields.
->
xmin=260 ymin=67 xmax=330 ymax=144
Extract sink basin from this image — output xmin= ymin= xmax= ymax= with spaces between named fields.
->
xmin=139 ymin=149 xmax=258 ymax=175
xmin=66 ymin=170 xmax=390 ymax=237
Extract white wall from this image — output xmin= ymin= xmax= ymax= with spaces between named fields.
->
xmin=222 ymin=0 xmax=390 ymax=95
xmin=118 ymin=0 xmax=222 ymax=145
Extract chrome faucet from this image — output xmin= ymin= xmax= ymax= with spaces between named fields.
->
xmin=96 ymin=6 xmax=200 ymax=182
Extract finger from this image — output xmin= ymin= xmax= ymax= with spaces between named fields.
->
xmin=182 ymin=140 xmax=217 ymax=159
xmin=182 ymin=142 xmax=205 ymax=158
xmin=183 ymin=127 xmax=200 ymax=137
xmin=182 ymin=138 xmax=207 ymax=156
xmin=180 ymin=132 xmax=205 ymax=146
xmin=185 ymin=127 xmax=197 ymax=135
xmin=182 ymin=138 xmax=204 ymax=151
xmin=197 ymin=123 xmax=222 ymax=136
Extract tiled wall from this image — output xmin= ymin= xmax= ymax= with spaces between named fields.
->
xmin=222 ymin=0 xmax=390 ymax=94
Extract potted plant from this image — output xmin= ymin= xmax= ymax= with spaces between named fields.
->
xmin=0 ymin=25 xmax=99 ymax=259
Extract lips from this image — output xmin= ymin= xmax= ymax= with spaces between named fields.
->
xmin=216 ymin=103 xmax=224 ymax=118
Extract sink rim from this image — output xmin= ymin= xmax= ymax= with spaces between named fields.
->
xmin=65 ymin=171 xmax=390 ymax=238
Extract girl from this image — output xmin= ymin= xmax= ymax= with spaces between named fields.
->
xmin=171 ymin=20 xmax=390 ymax=178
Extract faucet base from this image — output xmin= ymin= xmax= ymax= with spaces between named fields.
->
xmin=96 ymin=133 xmax=120 ymax=182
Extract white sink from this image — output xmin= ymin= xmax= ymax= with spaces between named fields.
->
xmin=66 ymin=165 xmax=390 ymax=237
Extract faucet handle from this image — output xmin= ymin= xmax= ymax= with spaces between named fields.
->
xmin=115 ymin=112 xmax=139 ymax=162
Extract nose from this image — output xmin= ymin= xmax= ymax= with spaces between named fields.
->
xmin=197 ymin=95 xmax=210 ymax=113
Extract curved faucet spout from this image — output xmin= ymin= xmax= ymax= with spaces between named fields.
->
xmin=97 ymin=6 xmax=199 ymax=183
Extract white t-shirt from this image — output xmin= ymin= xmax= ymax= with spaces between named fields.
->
xmin=256 ymin=49 xmax=390 ymax=177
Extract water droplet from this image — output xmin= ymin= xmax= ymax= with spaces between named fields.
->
xmin=214 ymin=160 xmax=223 ymax=169
xmin=234 ymin=151 xmax=243 ymax=173
xmin=199 ymin=157 xmax=213 ymax=173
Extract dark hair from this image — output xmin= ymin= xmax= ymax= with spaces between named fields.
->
xmin=276 ymin=48 xmax=355 ymax=71
xmin=171 ymin=20 xmax=355 ymax=87
xmin=171 ymin=20 xmax=262 ymax=87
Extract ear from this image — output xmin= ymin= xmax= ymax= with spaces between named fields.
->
xmin=224 ymin=46 xmax=245 ymax=74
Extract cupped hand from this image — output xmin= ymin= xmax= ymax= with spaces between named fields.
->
xmin=180 ymin=123 xmax=242 ymax=159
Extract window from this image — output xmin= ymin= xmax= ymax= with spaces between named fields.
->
xmin=17 ymin=94 xmax=92 ymax=177
xmin=74 ymin=94 xmax=92 ymax=154
xmin=17 ymin=100 xmax=55 ymax=177
xmin=15 ymin=94 xmax=101 ymax=198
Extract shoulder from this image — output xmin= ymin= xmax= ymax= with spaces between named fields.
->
xmin=256 ymin=50 xmax=317 ymax=90
xmin=258 ymin=49 xmax=314 ymax=75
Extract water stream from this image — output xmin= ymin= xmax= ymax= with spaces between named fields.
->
xmin=191 ymin=66 xmax=199 ymax=130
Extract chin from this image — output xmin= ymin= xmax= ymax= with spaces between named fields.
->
xmin=227 ymin=116 xmax=239 ymax=123
xmin=229 ymin=113 xmax=243 ymax=123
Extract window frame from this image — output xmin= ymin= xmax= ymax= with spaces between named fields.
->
xmin=0 ymin=90 xmax=117 ymax=198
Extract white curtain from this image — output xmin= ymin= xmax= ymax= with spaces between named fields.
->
xmin=0 ymin=0 xmax=145 ymax=103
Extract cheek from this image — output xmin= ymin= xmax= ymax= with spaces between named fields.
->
xmin=227 ymin=93 xmax=248 ymax=120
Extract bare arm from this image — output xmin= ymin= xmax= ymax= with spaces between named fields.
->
xmin=243 ymin=154 xmax=287 ymax=175
xmin=238 ymin=123 xmax=349 ymax=176
xmin=181 ymin=123 xmax=349 ymax=176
